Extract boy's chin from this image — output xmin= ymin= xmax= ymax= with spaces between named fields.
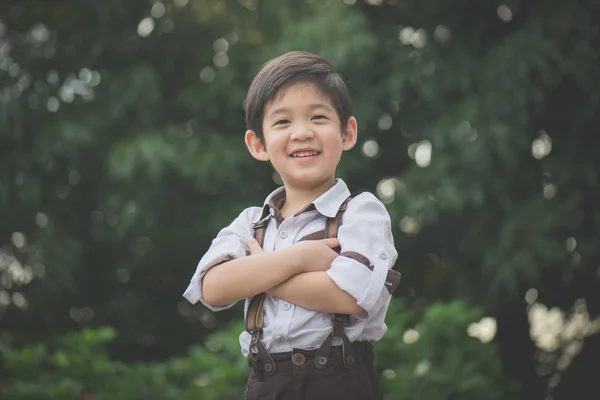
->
xmin=283 ymin=175 xmax=335 ymax=190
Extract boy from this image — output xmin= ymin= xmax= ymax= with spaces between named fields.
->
xmin=184 ymin=51 xmax=400 ymax=400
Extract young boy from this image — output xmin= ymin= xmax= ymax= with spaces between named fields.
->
xmin=184 ymin=51 xmax=400 ymax=400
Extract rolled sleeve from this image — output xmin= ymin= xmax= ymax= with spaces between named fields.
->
xmin=183 ymin=207 xmax=260 ymax=311
xmin=326 ymin=193 xmax=398 ymax=313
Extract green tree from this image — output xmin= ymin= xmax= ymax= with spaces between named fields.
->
xmin=1 ymin=1 xmax=599 ymax=399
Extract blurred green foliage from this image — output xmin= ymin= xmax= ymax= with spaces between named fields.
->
xmin=2 ymin=323 xmax=248 ymax=400
xmin=1 ymin=299 xmax=517 ymax=400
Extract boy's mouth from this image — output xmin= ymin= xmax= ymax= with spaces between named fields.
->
xmin=289 ymin=150 xmax=321 ymax=158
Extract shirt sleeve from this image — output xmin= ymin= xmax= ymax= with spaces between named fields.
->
xmin=326 ymin=192 xmax=398 ymax=314
xmin=183 ymin=207 xmax=260 ymax=311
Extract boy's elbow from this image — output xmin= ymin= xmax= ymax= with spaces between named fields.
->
xmin=203 ymin=290 xmax=220 ymax=307
xmin=202 ymin=285 xmax=218 ymax=306
xmin=346 ymin=302 xmax=364 ymax=315
xmin=201 ymin=272 xmax=223 ymax=306
xmin=336 ymin=294 xmax=363 ymax=315
xmin=203 ymin=287 xmax=229 ymax=308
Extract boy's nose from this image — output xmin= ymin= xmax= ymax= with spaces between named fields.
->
xmin=290 ymin=125 xmax=315 ymax=140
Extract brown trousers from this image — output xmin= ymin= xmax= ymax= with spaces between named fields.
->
xmin=245 ymin=342 xmax=383 ymax=400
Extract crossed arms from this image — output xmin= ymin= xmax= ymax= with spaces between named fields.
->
xmin=202 ymin=237 xmax=363 ymax=315
xmin=185 ymin=193 xmax=397 ymax=316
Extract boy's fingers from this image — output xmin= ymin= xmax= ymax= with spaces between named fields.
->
xmin=248 ymin=237 xmax=264 ymax=254
xmin=321 ymin=238 xmax=340 ymax=248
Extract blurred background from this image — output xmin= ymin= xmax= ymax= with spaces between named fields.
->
xmin=1 ymin=0 xmax=599 ymax=399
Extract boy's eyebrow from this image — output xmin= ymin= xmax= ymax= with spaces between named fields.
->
xmin=307 ymin=103 xmax=335 ymax=112
xmin=266 ymin=103 xmax=335 ymax=119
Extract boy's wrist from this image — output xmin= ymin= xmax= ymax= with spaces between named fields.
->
xmin=281 ymin=246 xmax=304 ymax=274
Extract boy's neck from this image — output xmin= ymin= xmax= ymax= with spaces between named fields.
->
xmin=280 ymin=179 xmax=336 ymax=218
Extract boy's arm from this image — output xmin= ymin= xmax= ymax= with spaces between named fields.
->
xmin=266 ymin=272 xmax=363 ymax=314
xmin=202 ymin=238 xmax=339 ymax=306
xmin=183 ymin=204 xmax=341 ymax=309
xmin=202 ymin=237 xmax=340 ymax=307
xmin=202 ymin=246 xmax=300 ymax=306
xmin=268 ymin=193 xmax=399 ymax=316
xmin=183 ymin=207 xmax=258 ymax=311
xmin=243 ymin=236 xmax=362 ymax=314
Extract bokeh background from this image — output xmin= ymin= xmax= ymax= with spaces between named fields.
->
xmin=1 ymin=0 xmax=599 ymax=399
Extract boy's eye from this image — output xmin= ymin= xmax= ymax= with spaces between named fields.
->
xmin=312 ymin=115 xmax=327 ymax=120
xmin=274 ymin=119 xmax=290 ymax=126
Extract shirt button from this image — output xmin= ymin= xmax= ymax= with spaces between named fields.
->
xmin=292 ymin=353 xmax=306 ymax=366
xmin=279 ymin=231 xmax=288 ymax=239
xmin=275 ymin=335 xmax=284 ymax=342
xmin=282 ymin=302 xmax=291 ymax=311
xmin=269 ymin=208 xmax=275 ymax=216
xmin=380 ymin=252 xmax=387 ymax=260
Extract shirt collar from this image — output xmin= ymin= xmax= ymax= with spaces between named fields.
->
xmin=311 ymin=179 xmax=351 ymax=218
xmin=256 ymin=186 xmax=286 ymax=225
xmin=256 ymin=179 xmax=351 ymax=224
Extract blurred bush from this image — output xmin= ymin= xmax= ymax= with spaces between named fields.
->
xmin=376 ymin=300 xmax=518 ymax=399
xmin=1 ymin=298 xmax=518 ymax=400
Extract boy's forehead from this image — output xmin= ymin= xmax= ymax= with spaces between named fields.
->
xmin=264 ymin=82 xmax=334 ymax=114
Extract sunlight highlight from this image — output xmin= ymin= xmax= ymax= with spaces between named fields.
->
xmin=532 ymin=131 xmax=552 ymax=159
xmin=399 ymin=27 xmax=428 ymax=49
xmin=11 ymin=232 xmax=26 ymax=248
xmin=382 ymin=369 xmax=396 ymax=379
xmin=415 ymin=140 xmax=432 ymax=167
xmin=35 ymin=212 xmax=49 ymax=228
xmin=414 ymin=360 xmax=430 ymax=377
xmin=565 ymin=237 xmax=577 ymax=252
xmin=497 ymin=5 xmax=513 ymax=22
xmin=468 ymin=317 xmax=497 ymax=343
xmin=200 ymin=66 xmax=216 ymax=82
xmin=376 ymin=178 xmax=397 ymax=203
xmin=377 ymin=113 xmax=393 ymax=130
xmin=399 ymin=216 xmax=421 ymax=235
xmin=151 ymin=2 xmax=166 ymax=19
xmin=362 ymin=139 xmax=379 ymax=158
xmin=213 ymin=52 xmax=229 ymax=68
xmin=433 ymin=25 xmax=451 ymax=44
xmin=525 ymin=288 xmax=538 ymax=304
xmin=528 ymin=294 xmax=600 ymax=383
xmin=527 ymin=296 xmax=600 ymax=397
xmin=137 ymin=17 xmax=155 ymax=37
xmin=403 ymin=329 xmax=420 ymax=344
xmin=213 ymin=38 xmax=229 ymax=53
xmin=27 ymin=23 xmax=50 ymax=44
xmin=543 ymin=182 xmax=556 ymax=199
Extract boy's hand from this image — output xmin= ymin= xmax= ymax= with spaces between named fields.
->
xmin=248 ymin=237 xmax=264 ymax=255
xmin=291 ymin=238 xmax=340 ymax=272
xmin=247 ymin=237 xmax=340 ymax=273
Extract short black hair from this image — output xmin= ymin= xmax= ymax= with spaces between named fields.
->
xmin=245 ymin=51 xmax=354 ymax=141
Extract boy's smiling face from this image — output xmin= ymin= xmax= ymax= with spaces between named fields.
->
xmin=245 ymin=82 xmax=357 ymax=192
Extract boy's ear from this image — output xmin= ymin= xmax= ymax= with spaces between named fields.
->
xmin=245 ymin=130 xmax=270 ymax=161
xmin=342 ymin=116 xmax=358 ymax=151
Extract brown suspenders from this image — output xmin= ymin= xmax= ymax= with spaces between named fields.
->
xmin=314 ymin=197 xmax=354 ymax=370
xmin=244 ymin=196 xmax=401 ymax=374
xmin=245 ymin=217 xmax=276 ymax=374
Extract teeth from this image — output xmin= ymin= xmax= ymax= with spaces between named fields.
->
xmin=292 ymin=151 xmax=319 ymax=157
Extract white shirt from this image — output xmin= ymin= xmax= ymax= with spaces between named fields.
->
xmin=183 ymin=179 xmax=398 ymax=357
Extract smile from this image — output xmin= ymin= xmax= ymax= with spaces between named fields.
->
xmin=290 ymin=151 xmax=321 ymax=158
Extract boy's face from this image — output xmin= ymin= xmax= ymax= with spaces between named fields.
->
xmin=245 ymin=82 xmax=357 ymax=192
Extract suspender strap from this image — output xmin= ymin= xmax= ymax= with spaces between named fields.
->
xmin=324 ymin=196 xmax=351 ymax=252
xmin=245 ymin=220 xmax=276 ymax=376
xmin=314 ymin=313 xmax=355 ymax=369
xmin=315 ymin=196 xmax=356 ymax=369
xmin=341 ymin=251 xmax=402 ymax=295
